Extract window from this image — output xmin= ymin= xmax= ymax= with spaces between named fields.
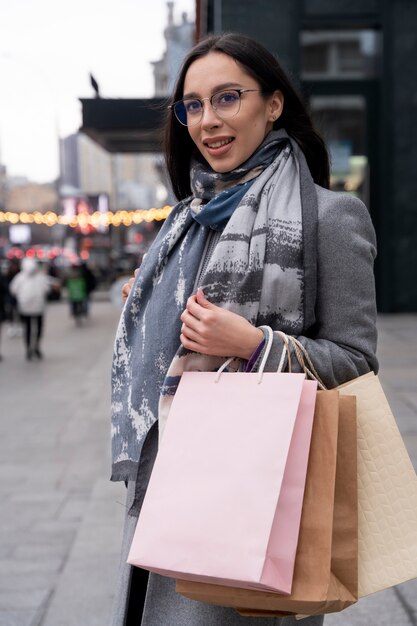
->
xmin=301 ymin=30 xmax=381 ymax=79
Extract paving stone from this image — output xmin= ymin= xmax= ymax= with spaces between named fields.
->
xmin=403 ymin=391 xmax=417 ymax=411
xmin=2 ymin=501 xmax=63 ymax=527
xmin=326 ymin=587 xmax=413 ymax=626
xmin=70 ymin=522 xmax=124 ymax=559
xmin=31 ymin=519 xmax=80 ymax=538
xmin=0 ymin=609 xmax=40 ymax=626
xmin=56 ymin=497 xmax=91 ymax=522
xmin=40 ymin=557 xmax=119 ymax=626
xmin=0 ymin=571 xmax=56 ymax=591
xmin=394 ymin=578 xmax=417 ymax=617
xmin=0 ymin=545 xmax=13 ymax=559
xmin=86 ymin=493 xmax=128 ymax=523
xmin=9 ymin=491 xmax=66 ymax=505
xmin=0 ymin=558 xmax=62 ymax=575
xmin=0 ymin=588 xmax=50 ymax=610
xmin=12 ymin=542 xmax=70 ymax=561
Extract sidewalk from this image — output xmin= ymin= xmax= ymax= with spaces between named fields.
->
xmin=0 ymin=299 xmax=125 ymax=626
xmin=0 ymin=302 xmax=416 ymax=626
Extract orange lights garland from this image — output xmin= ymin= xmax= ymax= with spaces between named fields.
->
xmin=0 ymin=206 xmax=173 ymax=228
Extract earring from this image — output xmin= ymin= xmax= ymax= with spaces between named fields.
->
xmin=271 ymin=115 xmax=277 ymax=121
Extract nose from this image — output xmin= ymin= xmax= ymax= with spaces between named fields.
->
xmin=200 ymin=99 xmax=222 ymax=128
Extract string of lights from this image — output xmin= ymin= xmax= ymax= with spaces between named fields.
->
xmin=0 ymin=206 xmax=173 ymax=228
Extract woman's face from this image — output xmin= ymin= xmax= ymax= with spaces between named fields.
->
xmin=182 ymin=52 xmax=283 ymax=173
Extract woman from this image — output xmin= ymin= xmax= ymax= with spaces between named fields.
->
xmin=111 ymin=33 xmax=377 ymax=626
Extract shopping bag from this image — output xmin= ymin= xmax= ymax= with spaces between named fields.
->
xmin=338 ymin=372 xmax=417 ymax=597
xmin=280 ymin=334 xmax=417 ymax=597
xmin=127 ymin=370 xmax=317 ymax=594
xmin=177 ymin=391 xmax=358 ymax=616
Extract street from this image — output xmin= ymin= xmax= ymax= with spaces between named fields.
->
xmin=0 ymin=298 xmax=416 ymax=625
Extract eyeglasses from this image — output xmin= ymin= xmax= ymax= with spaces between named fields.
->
xmin=169 ymin=88 xmax=259 ymax=126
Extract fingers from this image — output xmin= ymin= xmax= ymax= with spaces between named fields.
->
xmin=180 ymin=324 xmax=201 ymax=344
xmin=181 ymin=301 xmax=264 ymax=359
xmin=122 ymin=282 xmax=130 ymax=303
xmin=180 ymin=333 xmax=199 ymax=352
xmin=180 ymin=293 xmax=219 ymax=348
xmin=180 ymin=308 xmax=201 ymax=331
xmin=122 ymin=274 xmax=136 ymax=302
xmin=195 ymin=287 xmax=210 ymax=307
xmin=184 ymin=294 xmax=213 ymax=321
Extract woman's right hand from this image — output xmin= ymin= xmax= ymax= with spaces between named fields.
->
xmin=122 ymin=268 xmax=139 ymax=303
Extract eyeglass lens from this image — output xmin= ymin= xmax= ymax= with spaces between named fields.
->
xmin=174 ymin=90 xmax=241 ymax=126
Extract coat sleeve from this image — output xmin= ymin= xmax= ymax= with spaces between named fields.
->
xmin=257 ymin=191 xmax=378 ymax=388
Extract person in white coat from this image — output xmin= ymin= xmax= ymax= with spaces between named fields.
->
xmin=10 ymin=258 xmax=51 ymax=360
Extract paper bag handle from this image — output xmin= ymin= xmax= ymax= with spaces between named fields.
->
xmin=284 ymin=334 xmax=327 ymax=390
xmin=215 ymin=325 xmax=290 ymax=384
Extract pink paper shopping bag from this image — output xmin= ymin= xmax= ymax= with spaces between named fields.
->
xmin=128 ymin=372 xmax=317 ymax=594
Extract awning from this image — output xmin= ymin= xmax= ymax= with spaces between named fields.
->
xmin=79 ymin=97 xmax=167 ymax=153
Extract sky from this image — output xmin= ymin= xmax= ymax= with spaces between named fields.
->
xmin=0 ymin=0 xmax=195 ymax=183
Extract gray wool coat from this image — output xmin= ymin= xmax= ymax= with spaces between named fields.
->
xmin=110 ymin=186 xmax=377 ymax=626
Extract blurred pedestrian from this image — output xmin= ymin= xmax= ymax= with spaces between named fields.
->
xmin=46 ymin=261 xmax=62 ymax=302
xmin=5 ymin=259 xmax=22 ymax=337
xmin=0 ymin=269 xmax=8 ymax=361
xmin=9 ymin=258 xmax=51 ymax=360
xmin=66 ymin=265 xmax=87 ymax=325
xmin=80 ymin=262 xmax=97 ymax=316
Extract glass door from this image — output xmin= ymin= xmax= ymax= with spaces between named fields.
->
xmin=302 ymin=79 xmax=379 ymax=218
xmin=301 ymin=29 xmax=381 ymax=214
xmin=309 ymin=94 xmax=369 ymax=206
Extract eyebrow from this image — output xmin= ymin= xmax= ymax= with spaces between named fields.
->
xmin=183 ymin=82 xmax=243 ymax=99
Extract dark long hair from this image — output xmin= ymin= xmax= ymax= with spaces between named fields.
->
xmin=165 ymin=33 xmax=330 ymax=200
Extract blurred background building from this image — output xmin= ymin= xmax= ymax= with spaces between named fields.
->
xmin=152 ymin=2 xmax=194 ymax=95
xmin=53 ymin=2 xmax=194 ymax=278
xmin=1 ymin=0 xmax=416 ymax=312
xmin=81 ymin=0 xmax=417 ymax=312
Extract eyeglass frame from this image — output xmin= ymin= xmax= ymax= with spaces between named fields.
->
xmin=168 ymin=88 xmax=260 ymax=127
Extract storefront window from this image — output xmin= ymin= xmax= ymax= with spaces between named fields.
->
xmin=309 ymin=95 xmax=369 ymax=205
xmin=301 ymin=30 xmax=381 ymax=79
xmin=302 ymin=29 xmax=381 ymax=206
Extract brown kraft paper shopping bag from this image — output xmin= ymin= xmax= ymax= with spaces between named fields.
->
xmin=176 ymin=391 xmax=358 ymax=617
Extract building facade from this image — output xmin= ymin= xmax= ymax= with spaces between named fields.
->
xmin=60 ymin=133 xmax=165 ymax=210
xmin=152 ymin=1 xmax=195 ymax=96
xmin=60 ymin=133 xmax=113 ymax=199
xmin=198 ymin=0 xmax=417 ymax=312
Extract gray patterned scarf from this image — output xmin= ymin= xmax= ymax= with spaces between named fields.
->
xmin=111 ymin=129 xmax=317 ymax=481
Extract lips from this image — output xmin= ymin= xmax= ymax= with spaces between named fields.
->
xmin=203 ymin=136 xmax=235 ymax=157
xmin=204 ymin=137 xmax=234 ymax=149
